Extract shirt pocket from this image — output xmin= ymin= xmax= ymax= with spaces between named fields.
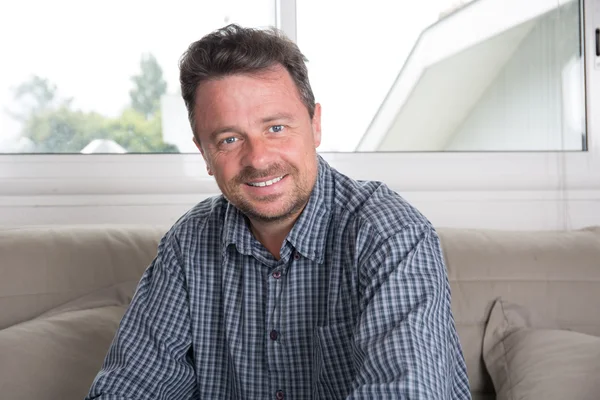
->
xmin=312 ymin=320 xmax=357 ymax=400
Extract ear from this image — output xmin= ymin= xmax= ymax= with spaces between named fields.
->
xmin=312 ymin=103 xmax=322 ymax=148
xmin=193 ymin=136 xmax=214 ymax=176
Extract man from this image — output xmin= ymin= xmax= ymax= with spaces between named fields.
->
xmin=86 ymin=24 xmax=470 ymax=399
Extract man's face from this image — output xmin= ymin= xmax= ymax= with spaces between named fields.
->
xmin=193 ymin=64 xmax=322 ymax=223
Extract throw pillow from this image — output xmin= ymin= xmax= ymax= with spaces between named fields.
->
xmin=483 ymin=298 xmax=600 ymax=400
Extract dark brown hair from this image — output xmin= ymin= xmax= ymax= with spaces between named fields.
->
xmin=179 ymin=24 xmax=315 ymax=138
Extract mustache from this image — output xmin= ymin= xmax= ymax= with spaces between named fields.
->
xmin=235 ymin=164 xmax=291 ymax=183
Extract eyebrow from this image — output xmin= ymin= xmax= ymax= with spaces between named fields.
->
xmin=260 ymin=113 xmax=295 ymax=124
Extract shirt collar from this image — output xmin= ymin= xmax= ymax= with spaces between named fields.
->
xmin=284 ymin=156 xmax=331 ymax=263
xmin=222 ymin=155 xmax=332 ymax=263
xmin=222 ymin=201 xmax=254 ymax=257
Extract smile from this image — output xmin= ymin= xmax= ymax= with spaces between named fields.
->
xmin=246 ymin=175 xmax=285 ymax=187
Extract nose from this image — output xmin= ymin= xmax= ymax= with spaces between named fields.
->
xmin=242 ymin=136 xmax=273 ymax=171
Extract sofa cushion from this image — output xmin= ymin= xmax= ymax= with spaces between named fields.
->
xmin=0 ymin=281 xmax=136 ymax=400
xmin=438 ymin=226 xmax=600 ymax=395
xmin=483 ymin=298 xmax=600 ymax=400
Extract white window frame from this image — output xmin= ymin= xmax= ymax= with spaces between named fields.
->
xmin=1 ymin=0 xmax=599 ymax=222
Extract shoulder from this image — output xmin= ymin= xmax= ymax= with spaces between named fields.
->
xmin=329 ymin=166 xmax=432 ymax=239
xmin=161 ymin=195 xmax=227 ymax=252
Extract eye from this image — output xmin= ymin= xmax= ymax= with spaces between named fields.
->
xmin=269 ymin=125 xmax=284 ymax=133
xmin=220 ymin=137 xmax=238 ymax=145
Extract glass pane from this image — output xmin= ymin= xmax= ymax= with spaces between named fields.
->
xmin=0 ymin=0 xmax=275 ymax=154
xmin=297 ymin=0 xmax=586 ymax=151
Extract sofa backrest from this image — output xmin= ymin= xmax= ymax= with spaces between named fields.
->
xmin=0 ymin=226 xmax=166 ymax=330
xmin=2 ymin=225 xmax=599 ymax=398
xmin=437 ymin=227 xmax=600 ymax=398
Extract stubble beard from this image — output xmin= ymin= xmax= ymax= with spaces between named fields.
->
xmin=223 ymin=164 xmax=314 ymax=223
xmin=235 ymin=186 xmax=312 ymax=223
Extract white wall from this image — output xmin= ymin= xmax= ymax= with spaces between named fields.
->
xmin=1 ymin=151 xmax=599 ymax=231
xmin=447 ymin=3 xmax=584 ymax=150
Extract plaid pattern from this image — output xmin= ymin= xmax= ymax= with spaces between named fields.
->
xmin=86 ymin=156 xmax=471 ymax=400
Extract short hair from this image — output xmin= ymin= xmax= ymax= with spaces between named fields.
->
xmin=179 ymin=24 xmax=315 ymax=139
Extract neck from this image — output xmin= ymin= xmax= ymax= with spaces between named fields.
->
xmin=248 ymin=216 xmax=298 ymax=260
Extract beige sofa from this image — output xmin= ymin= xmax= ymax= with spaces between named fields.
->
xmin=0 ymin=225 xmax=599 ymax=400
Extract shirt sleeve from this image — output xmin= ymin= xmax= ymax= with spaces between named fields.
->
xmin=85 ymin=235 xmax=198 ymax=400
xmin=348 ymin=224 xmax=471 ymax=399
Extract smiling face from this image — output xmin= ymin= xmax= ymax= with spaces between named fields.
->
xmin=193 ymin=64 xmax=322 ymax=224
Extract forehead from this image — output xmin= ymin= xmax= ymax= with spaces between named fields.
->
xmin=193 ymin=66 xmax=307 ymax=131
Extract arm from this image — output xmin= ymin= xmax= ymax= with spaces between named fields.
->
xmin=348 ymin=224 xmax=470 ymax=399
xmin=86 ymin=235 xmax=197 ymax=400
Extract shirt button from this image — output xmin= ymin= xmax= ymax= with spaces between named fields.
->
xmin=272 ymin=271 xmax=281 ymax=279
xmin=293 ymin=252 xmax=300 ymax=260
xmin=269 ymin=330 xmax=279 ymax=341
xmin=276 ymin=390 xmax=284 ymax=399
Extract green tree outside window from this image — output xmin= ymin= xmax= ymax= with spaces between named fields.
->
xmin=11 ymin=53 xmax=178 ymax=153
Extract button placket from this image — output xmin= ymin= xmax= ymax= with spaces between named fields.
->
xmin=267 ymin=262 xmax=286 ymax=400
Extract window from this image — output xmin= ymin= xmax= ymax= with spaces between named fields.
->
xmin=1 ymin=0 xmax=598 ymax=230
xmin=0 ymin=0 xmax=275 ymax=154
xmin=2 ymin=0 xmax=587 ymax=154
xmin=298 ymin=0 xmax=586 ymax=151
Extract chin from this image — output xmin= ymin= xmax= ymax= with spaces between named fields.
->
xmin=229 ymin=188 xmax=310 ymax=223
xmin=244 ymin=206 xmax=294 ymax=222
xmin=239 ymin=197 xmax=306 ymax=222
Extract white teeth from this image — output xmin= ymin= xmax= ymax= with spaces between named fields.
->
xmin=248 ymin=176 xmax=284 ymax=187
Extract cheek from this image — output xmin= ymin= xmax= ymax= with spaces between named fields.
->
xmin=214 ymin=158 xmax=239 ymax=183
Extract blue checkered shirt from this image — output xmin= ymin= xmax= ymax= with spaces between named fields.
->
xmin=86 ymin=156 xmax=471 ymax=399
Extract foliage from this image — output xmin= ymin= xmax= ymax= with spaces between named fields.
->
xmin=21 ymin=106 xmax=108 ymax=153
xmin=11 ymin=76 xmax=61 ymax=118
xmin=129 ymin=53 xmax=168 ymax=119
xmin=12 ymin=53 xmax=178 ymax=153
xmin=107 ymin=108 xmax=178 ymax=153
